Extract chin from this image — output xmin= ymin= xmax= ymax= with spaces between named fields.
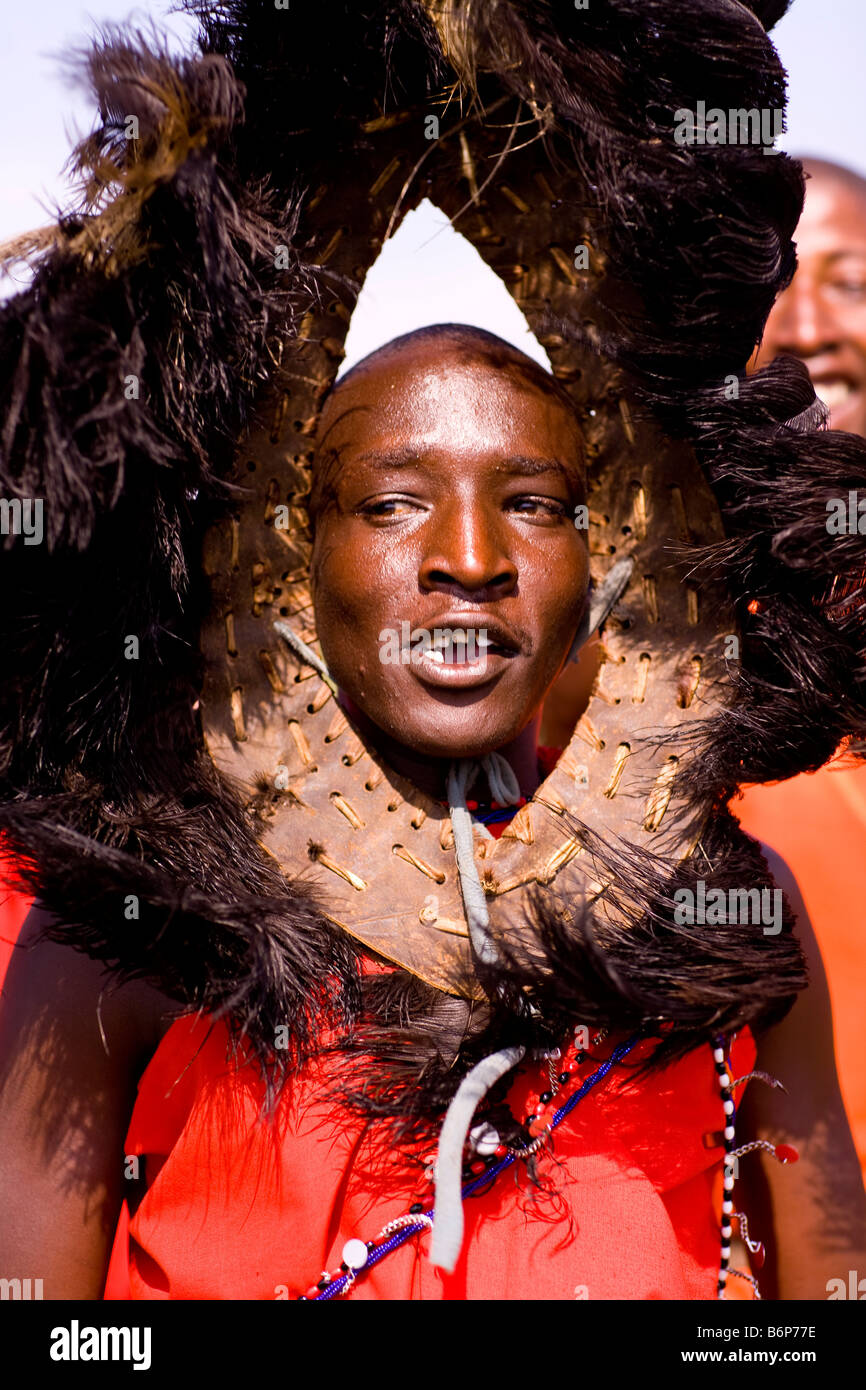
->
xmin=385 ymin=715 xmax=524 ymax=762
xmin=829 ymin=395 xmax=866 ymax=438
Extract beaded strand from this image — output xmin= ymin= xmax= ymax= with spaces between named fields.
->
xmin=300 ymin=1030 xmax=782 ymax=1302
xmin=712 ymin=1037 xmax=737 ymax=1299
xmin=302 ymin=1029 xmax=637 ymax=1300
xmin=713 ymin=1035 xmax=799 ymax=1300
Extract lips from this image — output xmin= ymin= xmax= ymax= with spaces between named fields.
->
xmin=814 ymin=377 xmax=856 ymax=415
xmin=805 ymin=355 xmax=866 ymax=432
xmin=405 ymin=612 xmax=523 ymax=690
xmin=406 ymin=613 xmax=522 ymax=656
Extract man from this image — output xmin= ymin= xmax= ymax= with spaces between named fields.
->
xmin=3 ymin=0 xmax=866 ymax=1308
xmin=309 ymin=324 xmax=589 ymax=801
xmin=737 ymin=158 xmax=866 ymax=1185
xmin=3 ymin=324 xmax=864 ymax=1300
xmin=753 ymin=159 xmax=866 ymax=437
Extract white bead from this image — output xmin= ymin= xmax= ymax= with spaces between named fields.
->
xmin=721 ymin=1246 xmax=731 ymax=1259
xmin=723 ymin=1100 xmax=734 ymax=1114
xmin=713 ymin=1048 xmax=725 ymax=1063
xmin=719 ymin=1073 xmax=731 ymax=1088
xmin=724 ymin=1175 xmax=734 ymax=1191
xmin=724 ymin=1126 xmax=735 ymax=1140
xmin=341 ymin=1238 xmax=369 ymax=1271
xmin=722 ymin=1200 xmax=733 ymax=1215
xmin=469 ymin=1122 xmax=501 ymax=1156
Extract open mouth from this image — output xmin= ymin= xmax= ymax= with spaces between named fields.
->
xmin=419 ymin=628 xmax=513 ymax=665
xmin=406 ymin=620 xmax=520 ymax=689
xmin=811 ymin=374 xmax=863 ymax=426
xmin=815 ymin=377 xmax=857 ymax=414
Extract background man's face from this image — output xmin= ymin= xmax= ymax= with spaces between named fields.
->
xmin=309 ymin=338 xmax=590 ymax=760
xmin=753 ymin=167 xmax=866 ymax=437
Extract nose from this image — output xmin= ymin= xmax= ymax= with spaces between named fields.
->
xmin=418 ymin=499 xmax=518 ymax=597
xmin=761 ymin=277 xmax=840 ymax=362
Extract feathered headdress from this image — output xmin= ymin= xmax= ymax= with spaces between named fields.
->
xmin=1 ymin=0 xmax=864 ymax=1131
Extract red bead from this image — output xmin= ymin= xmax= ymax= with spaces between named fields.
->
xmin=494 ymin=1144 xmax=507 ymax=1158
xmin=305 ymin=1284 xmax=320 ymax=1299
xmin=470 ymin=1160 xmax=486 ymax=1175
xmin=529 ymin=1115 xmax=549 ymax=1137
xmin=751 ymin=1243 xmax=766 ymax=1269
xmin=774 ymin=1143 xmax=799 ymax=1164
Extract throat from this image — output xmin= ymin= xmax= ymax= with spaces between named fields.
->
xmin=335 ymin=692 xmax=544 ymax=801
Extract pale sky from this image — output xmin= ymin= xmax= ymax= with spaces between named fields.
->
xmin=1 ymin=0 xmax=864 ymax=333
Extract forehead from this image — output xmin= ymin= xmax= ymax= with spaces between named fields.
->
xmin=317 ymin=339 xmax=583 ymax=454
xmin=797 ymin=172 xmax=866 ymax=253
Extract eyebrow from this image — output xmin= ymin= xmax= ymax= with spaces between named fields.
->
xmin=353 ymin=447 xmax=575 ymax=477
xmin=822 ymin=249 xmax=866 ymax=263
xmin=494 ymin=455 xmax=572 ymax=479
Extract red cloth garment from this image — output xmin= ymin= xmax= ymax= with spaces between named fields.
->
xmin=118 ymin=763 xmax=756 ymax=1301
xmin=124 ymin=1014 xmax=756 ymax=1301
xmin=0 ymin=851 xmax=32 ymax=991
xmin=735 ymin=754 xmax=866 ymax=1181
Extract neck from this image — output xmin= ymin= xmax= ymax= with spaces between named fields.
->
xmin=337 ymin=694 xmax=543 ymax=801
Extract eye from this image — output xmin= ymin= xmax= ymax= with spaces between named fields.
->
xmin=826 ymin=263 xmax=866 ymax=298
xmin=359 ymin=496 xmax=422 ymax=520
xmin=507 ymin=495 xmax=571 ymax=519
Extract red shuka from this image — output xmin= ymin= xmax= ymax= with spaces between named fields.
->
xmin=121 ymin=1013 xmax=755 ymax=1301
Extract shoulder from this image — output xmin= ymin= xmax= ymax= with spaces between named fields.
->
xmin=2 ymin=900 xmax=178 ymax=1076
xmin=0 ymin=902 xmax=180 ymax=1297
xmin=735 ymin=842 xmax=866 ymax=1296
xmin=749 ymin=841 xmax=833 ymax=1075
xmin=755 ymin=842 xmax=829 ymax=1033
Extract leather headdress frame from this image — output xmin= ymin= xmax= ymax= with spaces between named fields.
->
xmin=200 ymin=101 xmax=735 ymax=998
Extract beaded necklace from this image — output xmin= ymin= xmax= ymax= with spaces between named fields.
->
xmin=712 ymin=1039 xmax=799 ymax=1300
xmin=299 ymin=1030 xmax=630 ymax=1300
xmin=297 ymin=1027 xmax=798 ymax=1301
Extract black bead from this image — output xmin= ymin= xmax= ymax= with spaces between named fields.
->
xmin=409 ymin=1202 xmax=424 ymax=1214
xmin=576 ymin=1050 xmax=587 ymax=1064
xmin=559 ymin=1072 xmax=571 ymax=1084
xmin=317 ymin=1278 xmax=330 ymax=1290
xmin=540 ymin=1091 xmax=553 ymax=1104
xmin=339 ymin=1262 xmax=349 ymax=1272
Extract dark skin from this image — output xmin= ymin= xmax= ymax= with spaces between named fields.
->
xmin=745 ymin=163 xmax=866 ymax=1282
xmin=1 ymin=333 xmax=863 ymax=1299
xmin=309 ymin=333 xmax=590 ymax=799
xmin=551 ymin=163 xmax=866 ymax=752
xmin=752 ymin=161 xmax=866 ymax=438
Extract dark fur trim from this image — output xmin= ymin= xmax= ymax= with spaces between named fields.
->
xmin=325 ymin=806 xmax=805 ymax=1143
xmin=0 ymin=2 xmax=859 ymax=1125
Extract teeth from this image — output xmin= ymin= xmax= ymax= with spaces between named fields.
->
xmin=426 ymin=649 xmax=445 ymax=664
xmin=817 ymin=379 xmax=854 ymax=413
xmin=430 ymin=629 xmax=492 ymax=650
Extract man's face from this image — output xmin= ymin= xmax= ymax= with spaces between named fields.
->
xmin=753 ymin=168 xmax=866 ymax=436
xmin=309 ymin=338 xmax=590 ymax=760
